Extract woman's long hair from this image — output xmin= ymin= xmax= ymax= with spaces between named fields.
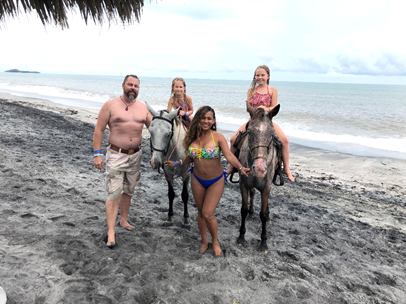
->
xmin=170 ymin=77 xmax=191 ymax=110
xmin=183 ymin=106 xmax=217 ymax=153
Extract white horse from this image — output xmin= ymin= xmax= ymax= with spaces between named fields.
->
xmin=146 ymin=103 xmax=191 ymax=228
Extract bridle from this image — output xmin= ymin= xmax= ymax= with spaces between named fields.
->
xmin=150 ymin=111 xmax=188 ymax=179
xmin=149 ymin=110 xmax=174 ymax=156
xmin=249 ymin=133 xmax=278 ymax=161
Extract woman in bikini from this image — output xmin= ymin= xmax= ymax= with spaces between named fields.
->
xmin=165 ymin=106 xmax=250 ymax=257
xmin=167 ymin=77 xmax=194 ymax=127
xmin=227 ymin=65 xmax=295 ymax=182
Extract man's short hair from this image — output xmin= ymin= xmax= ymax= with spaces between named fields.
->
xmin=123 ymin=74 xmax=140 ymax=84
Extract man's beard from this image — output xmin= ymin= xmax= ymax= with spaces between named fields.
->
xmin=125 ymin=90 xmax=138 ymax=100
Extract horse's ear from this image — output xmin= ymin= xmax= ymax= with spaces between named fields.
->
xmin=246 ymin=101 xmax=255 ymax=118
xmin=167 ymin=109 xmax=179 ymax=121
xmin=268 ymin=104 xmax=280 ymax=119
xmin=146 ymin=102 xmax=158 ymax=117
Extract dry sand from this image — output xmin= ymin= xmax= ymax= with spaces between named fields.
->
xmin=0 ymin=93 xmax=405 ymax=304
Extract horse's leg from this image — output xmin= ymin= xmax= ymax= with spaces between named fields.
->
xmin=164 ymin=178 xmax=175 ymax=226
xmin=259 ymin=189 xmax=271 ymax=253
xmin=181 ymin=176 xmax=190 ymax=229
xmin=237 ymin=184 xmax=250 ymax=246
xmin=248 ymin=189 xmax=255 ymax=217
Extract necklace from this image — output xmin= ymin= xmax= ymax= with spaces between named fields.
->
xmin=120 ymin=96 xmax=136 ymax=111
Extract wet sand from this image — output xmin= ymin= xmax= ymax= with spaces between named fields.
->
xmin=0 ymin=93 xmax=406 ymax=303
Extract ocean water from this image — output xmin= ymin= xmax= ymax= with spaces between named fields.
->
xmin=1 ymin=72 xmax=405 ymax=160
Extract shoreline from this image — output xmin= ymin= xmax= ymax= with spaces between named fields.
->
xmin=1 ymin=94 xmax=406 ymax=303
xmin=2 ymin=89 xmax=405 ymax=160
xmin=1 ymin=91 xmax=405 ymax=194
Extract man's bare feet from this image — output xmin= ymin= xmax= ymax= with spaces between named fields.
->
xmin=106 ymin=232 xmax=116 ymax=248
xmin=120 ymin=220 xmax=135 ymax=231
xmin=106 ymin=241 xmax=116 ymax=248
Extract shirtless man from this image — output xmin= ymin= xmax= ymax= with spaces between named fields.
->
xmin=93 ymin=74 xmax=152 ymax=248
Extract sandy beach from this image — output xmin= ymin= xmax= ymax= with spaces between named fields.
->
xmin=1 ymin=92 xmax=405 ymax=304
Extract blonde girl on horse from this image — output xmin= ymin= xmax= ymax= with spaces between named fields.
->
xmin=167 ymin=77 xmax=194 ymax=127
xmin=227 ymin=65 xmax=295 ymax=182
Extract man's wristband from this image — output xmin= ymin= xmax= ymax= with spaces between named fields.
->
xmin=94 ymin=153 xmax=103 ymax=158
xmin=93 ymin=150 xmax=101 ymax=154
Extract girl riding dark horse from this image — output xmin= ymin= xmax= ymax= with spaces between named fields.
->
xmin=237 ymin=104 xmax=283 ymax=253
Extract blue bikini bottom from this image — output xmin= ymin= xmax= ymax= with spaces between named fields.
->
xmin=189 ymin=167 xmax=228 ymax=189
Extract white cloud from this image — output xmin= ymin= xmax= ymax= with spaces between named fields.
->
xmin=286 ymin=53 xmax=331 ymax=74
xmin=147 ymin=0 xmax=235 ymax=20
xmin=0 ymin=0 xmax=405 ymax=83
xmin=334 ymin=50 xmax=406 ymax=76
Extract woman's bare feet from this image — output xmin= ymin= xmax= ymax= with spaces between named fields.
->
xmin=212 ymin=240 xmax=222 ymax=257
xmin=200 ymin=242 xmax=209 ymax=253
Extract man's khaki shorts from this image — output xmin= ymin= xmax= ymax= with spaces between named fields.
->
xmin=104 ymin=147 xmax=141 ymax=200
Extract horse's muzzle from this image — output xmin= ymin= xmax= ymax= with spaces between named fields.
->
xmin=252 ymin=158 xmax=267 ymax=178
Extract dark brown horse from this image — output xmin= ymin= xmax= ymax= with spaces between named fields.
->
xmin=237 ymin=104 xmax=282 ymax=253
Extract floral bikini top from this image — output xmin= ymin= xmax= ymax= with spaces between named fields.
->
xmin=188 ymin=131 xmax=221 ymax=160
xmin=249 ymin=86 xmax=272 ymax=107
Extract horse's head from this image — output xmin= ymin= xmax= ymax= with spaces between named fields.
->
xmin=246 ymin=104 xmax=280 ymax=178
xmin=146 ymin=103 xmax=179 ymax=171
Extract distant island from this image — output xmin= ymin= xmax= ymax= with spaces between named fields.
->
xmin=5 ymin=69 xmax=40 ymax=74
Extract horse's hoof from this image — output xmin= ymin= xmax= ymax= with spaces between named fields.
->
xmin=259 ymin=244 xmax=268 ymax=253
xmin=182 ymin=223 xmax=191 ymax=230
xmin=163 ymin=221 xmax=173 ymax=227
xmin=237 ymin=237 xmax=246 ymax=246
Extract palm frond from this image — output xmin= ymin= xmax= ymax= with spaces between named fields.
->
xmin=0 ymin=0 xmax=150 ymax=29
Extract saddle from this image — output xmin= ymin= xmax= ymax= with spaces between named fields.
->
xmin=229 ymin=123 xmax=284 ymax=186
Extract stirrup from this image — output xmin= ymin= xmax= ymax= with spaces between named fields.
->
xmin=272 ymin=165 xmax=284 ymax=186
xmin=228 ymin=167 xmax=239 ymax=183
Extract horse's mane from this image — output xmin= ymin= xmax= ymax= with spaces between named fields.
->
xmin=158 ymin=109 xmax=180 ymax=127
xmin=172 ymin=115 xmax=181 ymax=127
xmin=251 ymin=107 xmax=266 ymax=120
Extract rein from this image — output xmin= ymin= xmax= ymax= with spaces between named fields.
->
xmin=150 ymin=111 xmax=174 ymax=156
xmin=163 ymin=120 xmax=189 ymax=180
xmin=250 ymin=135 xmax=278 ymax=161
xmin=249 ymin=134 xmax=284 ymax=186
xmin=150 ymin=111 xmax=189 ymax=180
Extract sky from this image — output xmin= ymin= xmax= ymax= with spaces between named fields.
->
xmin=1 ymin=0 xmax=406 ymax=84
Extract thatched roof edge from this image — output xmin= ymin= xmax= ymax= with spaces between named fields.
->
xmin=0 ymin=0 xmax=150 ymax=29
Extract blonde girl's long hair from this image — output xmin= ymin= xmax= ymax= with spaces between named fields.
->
xmin=183 ymin=106 xmax=217 ymax=153
xmin=247 ymin=65 xmax=271 ymax=101
xmin=171 ymin=77 xmax=190 ymax=110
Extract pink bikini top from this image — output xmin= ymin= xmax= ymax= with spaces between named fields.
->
xmin=173 ymin=99 xmax=188 ymax=111
xmin=249 ymin=86 xmax=272 ymax=107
